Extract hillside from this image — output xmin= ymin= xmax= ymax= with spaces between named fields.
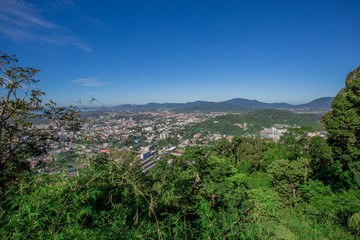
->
xmin=179 ymin=109 xmax=323 ymax=137
xmin=113 ymin=101 xmax=207 ymax=110
xmin=296 ymin=97 xmax=334 ymax=111
xmin=175 ymin=102 xmax=250 ymax=113
xmin=114 ymin=97 xmax=334 ymax=112
xmin=221 ymin=98 xmax=294 ymax=109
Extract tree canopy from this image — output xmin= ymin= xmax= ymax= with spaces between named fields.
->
xmin=0 ymin=52 xmax=81 ymax=192
xmin=322 ymin=65 xmax=360 ymax=188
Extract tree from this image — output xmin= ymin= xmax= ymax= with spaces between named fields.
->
xmin=268 ymin=157 xmax=310 ymax=206
xmin=215 ymin=137 xmax=231 ymax=158
xmin=279 ymin=126 xmax=314 ymax=161
xmin=0 ymin=52 xmax=81 ymax=190
xmin=322 ymin=66 xmax=360 ymax=187
xmin=234 ymin=137 xmax=266 ymax=171
xmin=308 ymin=136 xmax=336 ymax=184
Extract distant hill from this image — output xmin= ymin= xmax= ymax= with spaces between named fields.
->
xmin=175 ymin=102 xmax=250 ymax=113
xmin=178 ymin=109 xmax=323 ymax=137
xmin=295 ymin=97 xmax=334 ymax=111
xmin=114 ymin=97 xmax=334 ymax=112
xmin=221 ymin=98 xmax=293 ymax=109
xmin=113 ymin=101 xmax=207 ymax=110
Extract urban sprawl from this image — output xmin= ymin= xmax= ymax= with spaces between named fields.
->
xmin=29 ymin=110 xmax=327 ymax=175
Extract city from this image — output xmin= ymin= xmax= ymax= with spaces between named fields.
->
xmin=29 ymin=109 xmax=327 ymax=175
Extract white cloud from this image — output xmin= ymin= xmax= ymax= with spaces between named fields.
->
xmin=140 ymin=74 xmax=149 ymax=80
xmin=71 ymin=78 xmax=111 ymax=87
xmin=135 ymin=74 xmax=149 ymax=82
xmin=0 ymin=0 xmax=91 ymax=52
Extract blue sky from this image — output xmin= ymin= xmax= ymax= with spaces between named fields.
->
xmin=1 ymin=0 xmax=359 ymax=106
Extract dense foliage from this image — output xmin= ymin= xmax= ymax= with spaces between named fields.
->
xmin=0 ymin=56 xmax=359 ymax=239
xmin=0 ymin=52 xmax=81 ymax=193
xmin=1 ymin=131 xmax=359 ymax=239
xmin=322 ymin=65 xmax=360 ymax=189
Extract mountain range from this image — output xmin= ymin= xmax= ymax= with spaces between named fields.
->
xmin=114 ymin=97 xmax=334 ymax=112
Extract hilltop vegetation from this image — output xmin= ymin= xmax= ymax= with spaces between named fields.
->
xmin=115 ymin=97 xmax=334 ymax=113
xmin=179 ymin=109 xmax=323 ymax=138
xmin=175 ymin=101 xmax=250 ymax=113
xmin=0 ymin=54 xmax=359 ymax=239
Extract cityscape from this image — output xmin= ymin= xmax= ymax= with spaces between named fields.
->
xmin=1 ymin=0 xmax=359 ymax=238
xmin=30 ymin=107 xmax=328 ymax=175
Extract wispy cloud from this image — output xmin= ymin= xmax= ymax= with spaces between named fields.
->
xmin=81 ymin=16 xmax=109 ymax=31
xmin=88 ymin=91 xmax=106 ymax=96
xmin=0 ymin=0 xmax=91 ymax=52
xmin=135 ymin=74 xmax=149 ymax=82
xmin=54 ymin=0 xmax=76 ymax=8
xmin=71 ymin=78 xmax=111 ymax=87
xmin=140 ymin=74 xmax=149 ymax=80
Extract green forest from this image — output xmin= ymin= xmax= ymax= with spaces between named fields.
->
xmin=1 ymin=53 xmax=360 ymax=239
xmin=179 ymin=109 xmax=323 ymax=138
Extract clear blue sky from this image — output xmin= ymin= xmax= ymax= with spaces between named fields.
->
xmin=1 ymin=0 xmax=359 ymax=106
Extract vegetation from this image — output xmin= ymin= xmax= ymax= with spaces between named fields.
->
xmin=116 ymin=97 xmax=333 ymax=113
xmin=175 ymin=102 xmax=250 ymax=113
xmin=322 ymin=65 xmax=360 ymax=189
xmin=156 ymin=136 xmax=180 ymax=148
xmin=179 ymin=109 xmax=323 ymax=138
xmin=0 ymin=52 xmax=81 ymax=193
xmin=0 ymin=55 xmax=359 ymax=239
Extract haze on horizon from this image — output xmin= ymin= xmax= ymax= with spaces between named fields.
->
xmin=0 ymin=0 xmax=359 ymax=106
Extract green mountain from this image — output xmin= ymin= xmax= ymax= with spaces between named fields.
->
xmin=296 ymin=97 xmax=334 ymax=110
xmin=114 ymin=101 xmax=207 ymax=110
xmin=175 ymin=102 xmax=250 ymax=113
xmin=221 ymin=98 xmax=294 ymax=109
xmin=114 ymin=97 xmax=334 ymax=112
xmin=179 ymin=109 xmax=323 ymax=137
